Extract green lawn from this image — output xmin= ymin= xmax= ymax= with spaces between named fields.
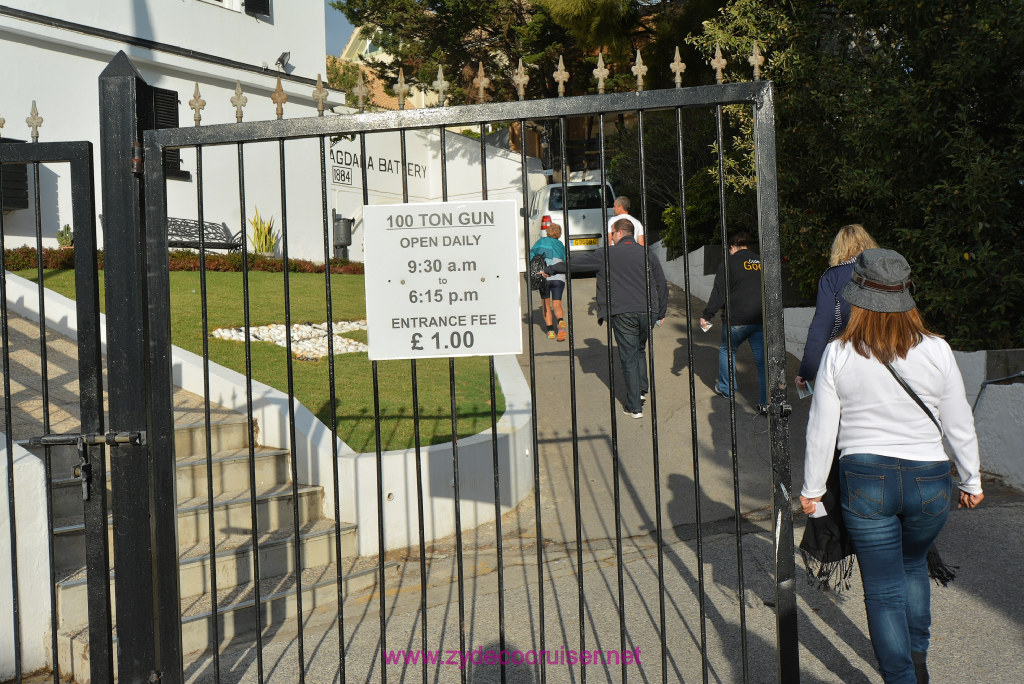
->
xmin=16 ymin=269 xmax=504 ymax=451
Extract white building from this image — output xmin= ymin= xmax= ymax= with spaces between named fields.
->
xmin=0 ymin=0 xmax=544 ymax=263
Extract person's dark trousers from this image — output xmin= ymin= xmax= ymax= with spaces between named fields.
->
xmin=611 ymin=312 xmax=650 ymax=413
xmin=839 ymin=454 xmax=952 ymax=684
xmin=715 ymin=323 xmax=767 ymax=405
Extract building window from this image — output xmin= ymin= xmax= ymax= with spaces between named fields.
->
xmin=0 ymin=140 xmax=29 ymax=212
xmin=245 ymin=0 xmax=271 ymax=17
xmin=150 ymin=87 xmax=190 ymax=181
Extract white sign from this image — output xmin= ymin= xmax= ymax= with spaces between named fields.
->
xmin=364 ymin=200 xmax=523 ymax=360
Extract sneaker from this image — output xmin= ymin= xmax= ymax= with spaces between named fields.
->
xmin=547 ymin=330 xmax=555 ymax=339
xmin=712 ymin=386 xmax=729 ymax=398
xmin=622 ymin=409 xmax=643 ymax=419
xmin=556 ymin=320 xmax=567 ymax=342
xmin=640 ymin=393 xmax=647 ymax=405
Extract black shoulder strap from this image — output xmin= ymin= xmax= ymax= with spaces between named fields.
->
xmin=885 ymin=362 xmax=943 ymax=436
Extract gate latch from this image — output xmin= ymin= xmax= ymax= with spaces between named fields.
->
xmin=16 ymin=431 xmax=146 ymax=501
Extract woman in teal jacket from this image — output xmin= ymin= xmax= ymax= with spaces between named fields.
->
xmin=530 ymin=224 xmax=567 ymax=340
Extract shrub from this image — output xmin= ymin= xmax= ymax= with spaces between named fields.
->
xmin=5 ymin=247 xmax=362 ymax=277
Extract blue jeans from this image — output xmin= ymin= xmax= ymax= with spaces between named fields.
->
xmin=716 ymin=324 xmax=766 ymax=405
xmin=839 ymin=454 xmax=953 ymax=684
xmin=611 ymin=312 xmax=650 ymax=413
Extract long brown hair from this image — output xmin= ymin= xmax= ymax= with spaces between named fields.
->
xmin=838 ymin=306 xmax=939 ymax=364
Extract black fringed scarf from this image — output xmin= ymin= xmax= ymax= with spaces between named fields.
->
xmin=799 ymin=454 xmax=856 ymax=592
xmin=800 ymin=452 xmax=959 ymax=592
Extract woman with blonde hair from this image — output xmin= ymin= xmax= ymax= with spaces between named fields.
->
xmin=800 ymin=249 xmax=983 ymax=683
xmin=796 ymin=224 xmax=879 ymax=391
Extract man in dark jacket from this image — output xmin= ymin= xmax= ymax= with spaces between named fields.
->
xmin=543 ymin=218 xmax=668 ymax=418
xmin=699 ymin=231 xmax=767 ymax=409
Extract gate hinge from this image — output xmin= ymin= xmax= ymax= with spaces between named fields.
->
xmin=131 ymin=141 xmax=144 ymax=175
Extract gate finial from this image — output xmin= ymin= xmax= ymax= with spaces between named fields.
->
xmin=473 ymin=62 xmax=490 ymax=103
xmin=712 ymin=44 xmax=727 ymax=84
xmin=393 ymin=68 xmax=410 ymax=110
xmin=432 ymin=66 xmax=450 ymax=106
xmin=189 ymin=83 xmax=206 ymax=127
xmin=352 ymin=70 xmax=370 ymax=112
xmin=313 ymin=74 xmax=329 ymax=116
xmin=231 ymin=81 xmax=248 ymax=122
xmin=26 ymin=101 xmax=43 ymax=142
xmin=271 ymin=77 xmax=289 ymax=120
xmin=513 ymin=59 xmax=530 ymax=101
xmin=749 ymin=41 xmax=764 ymax=81
xmin=670 ymin=46 xmax=687 ymax=88
xmin=593 ymin=53 xmax=609 ymax=94
xmin=631 ymin=50 xmax=648 ymax=92
xmin=553 ymin=56 xmax=569 ymax=97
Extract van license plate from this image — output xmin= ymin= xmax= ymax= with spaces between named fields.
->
xmin=572 ymin=238 xmax=599 ymax=246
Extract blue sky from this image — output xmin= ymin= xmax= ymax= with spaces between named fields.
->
xmin=324 ymin=1 xmax=355 ymax=56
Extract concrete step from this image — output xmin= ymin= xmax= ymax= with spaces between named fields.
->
xmin=177 ymin=483 xmax=323 ymax=546
xmin=55 ymin=519 xmax=360 ymax=630
xmin=48 ymin=445 xmax=289 ymax=524
xmin=175 ymin=445 xmax=292 ymax=502
xmin=57 ymin=558 xmax=400 ymax=679
xmin=173 ymin=415 xmax=251 ymax=461
xmin=52 ymin=483 xmax=324 ymax=573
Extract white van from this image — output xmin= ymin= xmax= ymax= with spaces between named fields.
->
xmin=527 ymin=181 xmax=616 ymax=253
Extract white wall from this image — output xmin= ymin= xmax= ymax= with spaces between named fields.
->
xmin=2 ymin=0 xmax=326 ymax=75
xmin=0 ymin=439 xmax=52 ymax=679
xmin=0 ymin=0 xmax=343 ymax=258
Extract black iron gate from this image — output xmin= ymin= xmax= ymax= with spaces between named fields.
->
xmin=3 ymin=51 xmax=797 ymax=683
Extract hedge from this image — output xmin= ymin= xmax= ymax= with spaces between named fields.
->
xmin=3 ymin=247 xmax=364 ymax=275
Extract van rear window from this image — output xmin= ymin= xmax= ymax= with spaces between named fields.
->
xmin=548 ymin=186 xmax=614 ymax=211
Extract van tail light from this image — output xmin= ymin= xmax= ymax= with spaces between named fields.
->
xmin=541 ymin=215 xmax=552 ymax=230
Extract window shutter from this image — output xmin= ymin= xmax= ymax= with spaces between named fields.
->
xmin=0 ymin=139 xmax=29 ymax=212
xmin=151 ymin=87 xmax=188 ymax=179
xmin=245 ymin=0 xmax=271 ymax=17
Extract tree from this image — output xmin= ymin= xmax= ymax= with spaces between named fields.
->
xmin=330 ymin=0 xmax=582 ymax=103
xmin=688 ymin=0 xmax=1024 ymax=349
xmin=326 ymin=55 xmax=361 ymax=94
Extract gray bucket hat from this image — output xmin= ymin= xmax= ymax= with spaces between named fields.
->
xmin=841 ymin=248 xmax=916 ymax=313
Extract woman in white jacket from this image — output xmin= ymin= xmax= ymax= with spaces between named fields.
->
xmin=800 ymin=249 xmax=983 ymax=684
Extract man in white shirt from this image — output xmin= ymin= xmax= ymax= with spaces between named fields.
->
xmin=607 ymin=196 xmax=644 ymax=246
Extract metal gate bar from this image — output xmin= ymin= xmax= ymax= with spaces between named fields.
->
xmin=712 ymin=99 xmax=753 ymax=681
xmin=316 ymin=133 xmax=350 ymax=684
xmin=194 ymin=144 xmax=224 ymax=683
xmin=672 ymin=103 xmax=713 ymax=682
